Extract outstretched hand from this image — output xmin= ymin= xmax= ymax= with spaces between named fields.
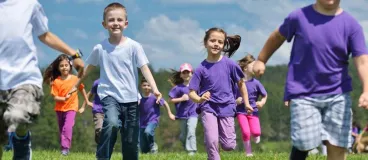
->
xmin=154 ymin=90 xmax=162 ymax=104
xmin=358 ymin=92 xmax=368 ymax=109
xmin=199 ymin=91 xmax=211 ymax=103
xmin=253 ymin=60 xmax=266 ymax=78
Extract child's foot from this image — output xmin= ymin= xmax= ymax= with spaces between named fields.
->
xmin=150 ymin=143 xmax=158 ymax=154
xmin=188 ymin=151 xmax=196 ymax=156
xmin=254 ymin=136 xmax=260 ymax=144
xmin=61 ymin=149 xmax=69 ymax=156
xmin=246 ymin=153 xmax=253 ymax=157
xmin=12 ymin=132 xmax=32 ymax=160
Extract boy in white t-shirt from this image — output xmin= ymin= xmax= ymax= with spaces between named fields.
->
xmin=78 ymin=2 xmax=162 ymax=160
xmin=0 ymin=0 xmax=84 ymax=159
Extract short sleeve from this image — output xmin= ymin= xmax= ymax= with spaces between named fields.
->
xmin=51 ymin=82 xmax=59 ymax=96
xmin=78 ymin=83 xmax=85 ymax=91
xmin=168 ymin=86 xmax=179 ymax=98
xmin=134 ymin=43 xmax=149 ymax=68
xmin=229 ymin=59 xmax=245 ymax=84
xmin=31 ymin=2 xmax=49 ymax=36
xmin=159 ymin=99 xmax=165 ymax=106
xmin=86 ymin=45 xmax=100 ymax=66
xmin=348 ymin=24 xmax=368 ymax=57
xmin=189 ymin=68 xmax=202 ymax=91
xmin=257 ymin=81 xmax=267 ymax=97
xmin=278 ymin=11 xmax=298 ymax=42
xmin=91 ymin=82 xmax=98 ymax=94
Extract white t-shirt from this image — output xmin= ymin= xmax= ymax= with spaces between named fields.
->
xmin=0 ymin=0 xmax=49 ymax=90
xmin=86 ymin=37 xmax=149 ymax=103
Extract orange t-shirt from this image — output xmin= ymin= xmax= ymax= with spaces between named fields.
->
xmin=51 ymin=75 xmax=84 ymax=112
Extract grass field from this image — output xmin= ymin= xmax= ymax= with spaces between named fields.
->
xmin=2 ymin=150 xmax=368 ymax=160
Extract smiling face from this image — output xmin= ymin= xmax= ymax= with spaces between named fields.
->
xmin=180 ymin=70 xmax=192 ymax=82
xmin=58 ymin=59 xmax=71 ymax=77
xmin=204 ymin=31 xmax=226 ymax=56
xmin=102 ymin=8 xmax=128 ymax=38
xmin=141 ymin=82 xmax=152 ymax=94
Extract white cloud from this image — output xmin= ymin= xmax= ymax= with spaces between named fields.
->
xmin=67 ymin=28 xmax=89 ymax=40
xmin=51 ymin=13 xmax=77 ymax=21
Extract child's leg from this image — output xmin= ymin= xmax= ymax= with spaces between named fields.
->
xmin=289 ymin=97 xmax=323 ymax=160
xmin=248 ymin=115 xmax=261 ymax=143
xmin=61 ymin=111 xmax=76 ymax=152
xmin=237 ymin=114 xmax=252 ymax=155
xmin=143 ymin=122 xmax=158 ymax=153
xmin=179 ymin=119 xmax=187 ymax=148
xmin=121 ymin=102 xmax=139 ymax=160
xmin=186 ymin=117 xmax=198 ymax=153
xmin=93 ymin=113 xmax=104 ymax=144
xmin=2 ymin=85 xmax=43 ymax=160
xmin=322 ymin=93 xmax=352 ymax=160
xmin=201 ymin=111 xmax=220 ymax=160
xmin=218 ymin=116 xmax=236 ymax=151
xmin=56 ymin=111 xmax=65 ymax=149
xmin=139 ymin=127 xmax=148 ymax=153
xmin=96 ymin=96 xmax=122 ymax=159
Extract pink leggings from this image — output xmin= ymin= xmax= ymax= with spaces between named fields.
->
xmin=237 ymin=114 xmax=261 ymax=141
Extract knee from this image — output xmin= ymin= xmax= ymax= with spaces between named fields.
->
xmin=104 ymin=116 xmax=120 ymax=129
xmin=221 ymin=143 xmax=236 ymax=151
xmin=144 ymin=128 xmax=154 ymax=136
xmin=242 ymin=132 xmax=251 ymax=141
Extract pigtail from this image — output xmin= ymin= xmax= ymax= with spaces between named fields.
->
xmin=223 ymin=35 xmax=241 ymax=58
xmin=168 ymin=69 xmax=184 ymax=86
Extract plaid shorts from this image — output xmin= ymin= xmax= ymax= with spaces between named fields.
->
xmin=0 ymin=84 xmax=43 ymax=144
xmin=290 ymin=93 xmax=352 ymax=151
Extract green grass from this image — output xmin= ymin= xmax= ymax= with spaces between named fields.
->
xmin=2 ymin=150 xmax=368 ymax=160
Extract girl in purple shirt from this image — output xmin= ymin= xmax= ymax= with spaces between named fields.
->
xmin=188 ymin=27 xmax=252 ymax=160
xmin=168 ymin=63 xmax=198 ymax=155
xmin=235 ymin=54 xmax=267 ymax=157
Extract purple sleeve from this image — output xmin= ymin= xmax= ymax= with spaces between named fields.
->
xmin=348 ymin=24 xmax=368 ymax=57
xmin=91 ymin=81 xmax=98 ymax=94
xmin=278 ymin=11 xmax=297 ymax=42
xmin=257 ymin=81 xmax=267 ymax=97
xmin=168 ymin=87 xmax=178 ymax=98
xmin=229 ymin=59 xmax=245 ymax=83
xmin=189 ymin=68 xmax=201 ymax=91
xmin=159 ymin=99 xmax=165 ymax=106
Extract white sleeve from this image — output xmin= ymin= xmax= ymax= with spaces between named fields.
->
xmin=31 ymin=2 xmax=49 ymax=36
xmin=135 ymin=43 xmax=149 ymax=68
xmin=86 ymin=45 xmax=100 ymax=66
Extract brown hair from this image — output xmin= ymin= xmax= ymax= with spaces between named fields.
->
xmin=141 ymin=78 xmax=148 ymax=84
xmin=103 ymin=2 xmax=127 ymax=21
xmin=43 ymin=55 xmax=73 ymax=85
xmin=168 ymin=69 xmax=184 ymax=86
xmin=238 ymin=54 xmax=255 ymax=70
xmin=203 ymin=27 xmax=241 ymax=57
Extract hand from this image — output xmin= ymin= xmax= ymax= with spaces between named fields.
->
xmin=284 ymin=101 xmax=289 ymax=107
xmin=87 ymin=101 xmax=93 ymax=107
xmin=153 ymin=90 xmax=162 ymax=104
xmin=72 ymin=58 xmax=85 ymax=78
xmin=199 ymin=91 xmax=211 ymax=103
xmin=181 ymin=94 xmax=190 ymax=101
xmin=65 ymin=93 xmax=71 ymax=101
xmin=253 ymin=60 xmax=266 ymax=78
xmin=68 ymin=86 xmax=77 ymax=95
xmin=359 ymin=92 xmax=368 ymax=109
xmin=245 ymin=104 xmax=254 ymax=114
xmin=169 ymin=113 xmax=176 ymax=121
xmin=236 ymin=97 xmax=243 ymax=105
xmin=78 ymin=107 xmax=85 ymax=113
xmin=256 ymin=101 xmax=264 ymax=109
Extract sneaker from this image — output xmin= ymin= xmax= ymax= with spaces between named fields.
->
xmin=188 ymin=151 xmax=196 ymax=156
xmin=246 ymin=153 xmax=253 ymax=157
xmin=254 ymin=136 xmax=260 ymax=144
xmin=150 ymin=143 xmax=158 ymax=154
xmin=12 ymin=131 xmax=32 ymax=160
xmin=61 ymin=149 xmax=69 ymax=156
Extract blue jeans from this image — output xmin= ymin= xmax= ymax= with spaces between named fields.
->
xmin=96 ymin=96 xmax=139 ymax=160
xmin=139 ymin=122 xmax=158 ymax=153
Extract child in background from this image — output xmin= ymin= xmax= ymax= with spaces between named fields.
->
xmin=139 ymin=79 xmax=175 ymax=154
xmin=188 ymin=27 xmax=253 ymax=160
xmin=168 ymin=63 xmax=198 ymax=155
xmin=235 ymin=54 xmax=267 ymax=157
xmin=79 ymin=79 xmax=104 ymax=144
xmin=43 ymin=55 xmax=89 ymax=156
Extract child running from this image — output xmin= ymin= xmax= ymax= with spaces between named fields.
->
xmin=235 ymin=54 xmax=267 ymax=157
xmin=43 ymin=55 xmax=89 ymax=156
xmin=77 ymin=2 xmax=162 ymax=160
xmin=188 ymin=27 xmax=253 ymax=160
xmin=139 ymin=79 xmax=175 ymax=154
xmin=168 ymin=63 xmax=198 ymax=156
xmin=0 ymin=0 xmax=84 ymax=159
xmin=79 ymin=79 xmax=104 ymax=144
xmin=253 ymin=0 xmax=368 ymax=160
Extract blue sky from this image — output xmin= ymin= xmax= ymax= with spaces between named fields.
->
xmin=36 ymin=0 xmax=368 ymax=71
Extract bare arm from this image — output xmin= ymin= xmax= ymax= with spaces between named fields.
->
xmin=38 ymin=32 xmax=76 ymax=56
xmin=52 ymin=96 xmax=68 ymax=102
xmin=258 ymin=95 xmax=268 ymax=106
xmin=140 ymin=65 xmax=159 ymax=93
xmin=257 ymin=29 xmax=286 ymax=63
xmin=169 ymin=97 xmax=184 ymax=104
xmin=163 ymin=101 xmax=175 ymax=120
xmin=238 ymin=80 xmax=253 ymax=112
xmin=80 ymin=88 xmax=90 ymax=107
xmin=73 ymin=65 xmax=96 ymax=92
xmin=354 ymin=55 xmax=368 ymax=92
xmin=189 ymin=90 xmax=202 ymax=103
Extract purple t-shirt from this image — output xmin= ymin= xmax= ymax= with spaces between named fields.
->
xmin=91 ymin=79 xmax=103 ymax=114
xmin=235 ymin=78 xmax=267 ymax=116
xmin=279 ymin=5 xmax=368 ymax=101
xmin=139 ymin=94 xmax=165 ymax=128
xmin=189 ymin=56 xmax=245 ymax=117
xmin=169 ymin=84 xmax=198 ymax=119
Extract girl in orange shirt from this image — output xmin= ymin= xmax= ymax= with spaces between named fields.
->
xmin=43 ymin=55 xmax=89 ymax=156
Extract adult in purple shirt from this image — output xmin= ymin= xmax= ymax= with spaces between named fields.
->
xmin=80 ymin=79 xmax=103 ymax=144
xmin=188 ymin=27 xmax=252 ymax=160
xmin=234 ymin=55 xmax=268 ymax=157
xmin=139 ymin=79 xmax=175 ymax=154
xmin=168 ymin=63 xmax=198 ymax=155
xmin=253 ymin=1 xmax=368 ymax=160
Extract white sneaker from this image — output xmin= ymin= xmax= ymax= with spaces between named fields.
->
xmin=254 ymin=136 xmax=260 ymax=144
xmin=246 ymin=153 xmax=253 ymax=157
